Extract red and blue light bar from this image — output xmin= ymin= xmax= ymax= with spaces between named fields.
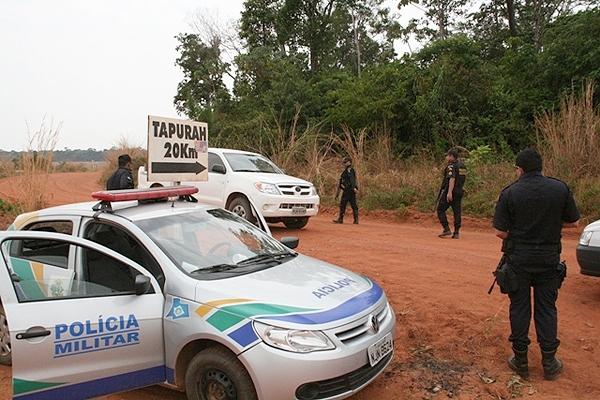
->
xmin=92 ymin=186 xmax=198 ymax=202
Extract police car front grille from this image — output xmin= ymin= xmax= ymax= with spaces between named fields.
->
xmin=335 ymin=303 xmax=390 ymax=345
xmin=277 ymin=184 xmax=313 ymax=196
xmin=279 ymin=203 xmax=315 ymax=210
xmin=294 ymin=352 xmax=393 ymax=400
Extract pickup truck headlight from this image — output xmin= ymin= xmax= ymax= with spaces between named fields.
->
xmin=310 ymin=186 xmax=318 ymax=196
xmin=254 ymin=321 xmax=335 ymax=352
xmin=580 ymin=231 xmax=593 ymax=246
xmin=254 ymin=182 xmax=281 ymax=195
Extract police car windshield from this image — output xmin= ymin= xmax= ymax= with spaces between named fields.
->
xmin=134 ymin=208 xmax=291 ymax=279
xmin=224 ymin=153 xmax=282 ymax=174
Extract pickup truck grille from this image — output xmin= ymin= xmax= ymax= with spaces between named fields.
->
xmin=278 ymin=184 xmax=313 ymax=196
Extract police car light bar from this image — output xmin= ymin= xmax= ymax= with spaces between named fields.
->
xmin=92 ymin=186 xmax=199 ymax=202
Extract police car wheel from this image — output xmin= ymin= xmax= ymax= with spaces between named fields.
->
xmin=185 ymin=346 xmax=257 ymax=400
xmin=0 ymin=304 xmax=11 ymax=366
xmin=228 ymin=197 xmax=257 ymax=225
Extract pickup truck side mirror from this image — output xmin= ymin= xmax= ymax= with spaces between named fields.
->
xmin=135 ymin=275 xmax=152 ymax=295
xmin=211 ymin=164 xmax=226 ymax=174
xmin=280 ymin=236 xmax=299 ymax=249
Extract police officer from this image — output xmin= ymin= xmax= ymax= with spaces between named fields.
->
xmin=493 ymin=149 xmax=580 ymax=381
xmin=333 ymin=156 xmax=359 ymax=224
xmin=437 ymin=149 xmax=466 ymax=238
xmin=106 ymin=154 xmax=134 ymax=190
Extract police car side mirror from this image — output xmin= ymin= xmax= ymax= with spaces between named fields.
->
xmin=280 ymin=236 xmax=299 ymax=249
xmin=135 ymin=275 xmax=152 ymax=295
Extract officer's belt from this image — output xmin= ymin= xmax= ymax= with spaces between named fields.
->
xmin=511 ymin=242 xmax=561 ymax=252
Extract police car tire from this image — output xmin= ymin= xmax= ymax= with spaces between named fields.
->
xmin=185 ymin=346 xmax=257 ymax=400
xmin=228 ymin=197 xmax=257 ymax=224
xmin=283 ymin=217 xmax=309 ymax=229
xmin=0 ymin=304 xmax=11 ymax=366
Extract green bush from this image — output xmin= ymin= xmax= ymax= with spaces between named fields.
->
xmin=0 ymin=198 xmax=21 ymax=215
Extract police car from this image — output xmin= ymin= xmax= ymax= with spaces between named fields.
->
xmin=0 ymin=186 xmax=396 ymax=400
xmin=577 ymin=218 xmax=600 ymax=277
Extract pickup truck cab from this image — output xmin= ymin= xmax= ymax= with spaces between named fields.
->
xmin=138 ymin=148 xmax=320 ymax=229
xmin=1 ymin=186 xmax=395 ymax=399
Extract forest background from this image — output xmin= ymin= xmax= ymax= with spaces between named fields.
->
xmin=1 ymin=0 xmax=599 ymax=224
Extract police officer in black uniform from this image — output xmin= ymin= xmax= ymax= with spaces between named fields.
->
xmin=106 ymin=154 xmax=134 ymax=190
xmin=333 ymin=156 xmax=359 ymax=224
xmin=437 ymin=149 xmax=466 ymax=238
xmin=493 ymin=149 xmax=580 ymax=381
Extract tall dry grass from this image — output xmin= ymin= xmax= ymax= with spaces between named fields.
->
xmin=17 ymin=120 xmax=62 ymax=212
xmin=536 ymin=81 xmax=599 ymax=180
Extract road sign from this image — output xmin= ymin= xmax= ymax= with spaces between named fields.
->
xmin=147 ymin=116 xmax=208 ymax=182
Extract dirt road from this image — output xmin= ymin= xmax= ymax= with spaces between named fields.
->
xmin=1 ymin=171 xmax=599 ymax=399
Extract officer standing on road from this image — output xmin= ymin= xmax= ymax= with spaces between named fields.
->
xmin=437 ymin=149 xmax=466 ymax=238
xmin=107 ymin=154 xmax=134 ymax=190
xmin=333 ymin=156 xmax=359 ymax=224
xmin=493 ymin=149 xmax=580 ymax=381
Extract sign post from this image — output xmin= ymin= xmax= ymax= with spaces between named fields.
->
xmin=147 ymin=116 xmax=208 ymax=182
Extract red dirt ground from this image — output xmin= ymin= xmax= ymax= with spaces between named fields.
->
xmin=1 ymin=171 xmax=599 ymax=400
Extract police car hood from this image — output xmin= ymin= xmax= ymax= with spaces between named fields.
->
xmin=238 ymin=171 xmax=312 ymax=185
xmin=194 ymin=254 xmax=383 ymax=329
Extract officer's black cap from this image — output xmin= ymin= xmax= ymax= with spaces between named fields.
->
xmin=446 ymin=149 xmax=459 ymax=159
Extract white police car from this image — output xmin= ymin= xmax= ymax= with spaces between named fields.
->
xmin=577 ymin=218 xmax=600 ymax=277
xmin=0 ymin=186 xmax=395 ymax=399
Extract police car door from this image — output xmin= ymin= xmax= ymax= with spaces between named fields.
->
xmin=0 ymin=231 xmax=165 ymax=399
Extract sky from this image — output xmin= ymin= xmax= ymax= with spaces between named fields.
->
xmin=0 ymin=0 xmax=417 ymax=152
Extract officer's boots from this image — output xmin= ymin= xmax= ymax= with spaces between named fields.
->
xmin=541 ymin=349 xmax=563 ymax=380
xmin=353 ymin=210 xmax=359 ymax=225
xmin=333 ymin=215 xmax=344 ymax=224
xmin=508 ymin=347 xmax=530 ymax=380
xmin=452 ymin=228 xmax=459 ymax=239
xmin=438 ymin=225 xmax=452 ymax=237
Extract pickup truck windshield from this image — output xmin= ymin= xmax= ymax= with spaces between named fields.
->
xmin=135 ymin=208 xmax=292 ymax=278
xmin=224 ymin=153 xmax=283 ymax=174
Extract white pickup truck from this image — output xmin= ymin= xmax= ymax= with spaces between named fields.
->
xmin=138 ymin=148 xmax=320 ymax=229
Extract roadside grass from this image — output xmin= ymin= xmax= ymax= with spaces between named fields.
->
xmin=1 ymin=83 xmax=598 ymax=223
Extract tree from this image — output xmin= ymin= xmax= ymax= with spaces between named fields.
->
xmin=174 ymin=33 xmax=231 ymax=126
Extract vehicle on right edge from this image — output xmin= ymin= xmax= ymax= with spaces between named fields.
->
xmin=576 ymin=219 xmax=600 ymax=276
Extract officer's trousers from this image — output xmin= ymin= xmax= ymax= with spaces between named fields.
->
xmin=437 ymin=195 xmax=462 ymax=230
xmin=507 ymin=266 xmax=560 ymax=352
xmin=339 ymin=190 xmax=358 ymax=219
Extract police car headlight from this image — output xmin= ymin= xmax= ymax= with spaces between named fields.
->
xmin=254 ymin=182 xmax=281 ymax=195
xmin=310 ymin=186 xmax=318 ymax=196
xmin=580 ymin=231 xmax=593 ymax=246
xmin=254 ymin=322 xmax=335 ymax=352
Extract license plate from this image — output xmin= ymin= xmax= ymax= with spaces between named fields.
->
xmin=292 ymin=207 xmax=307 ymax=215
xmin=368 ymin=333 xmax=393 ymax=366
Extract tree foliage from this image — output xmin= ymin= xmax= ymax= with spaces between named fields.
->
xmin=172 ymin=2 xmax=600 ymax=159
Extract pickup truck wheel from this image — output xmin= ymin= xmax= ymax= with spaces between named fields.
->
xmin=228 ymin=197 xmax=256 ymax=224
xmin=185 ymin=347 xmax=257 ymax=400
xmin=0 ymin=304 xmax=12 ymax=366
xmin=283 ymin=217 xmax=309 ymax=229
